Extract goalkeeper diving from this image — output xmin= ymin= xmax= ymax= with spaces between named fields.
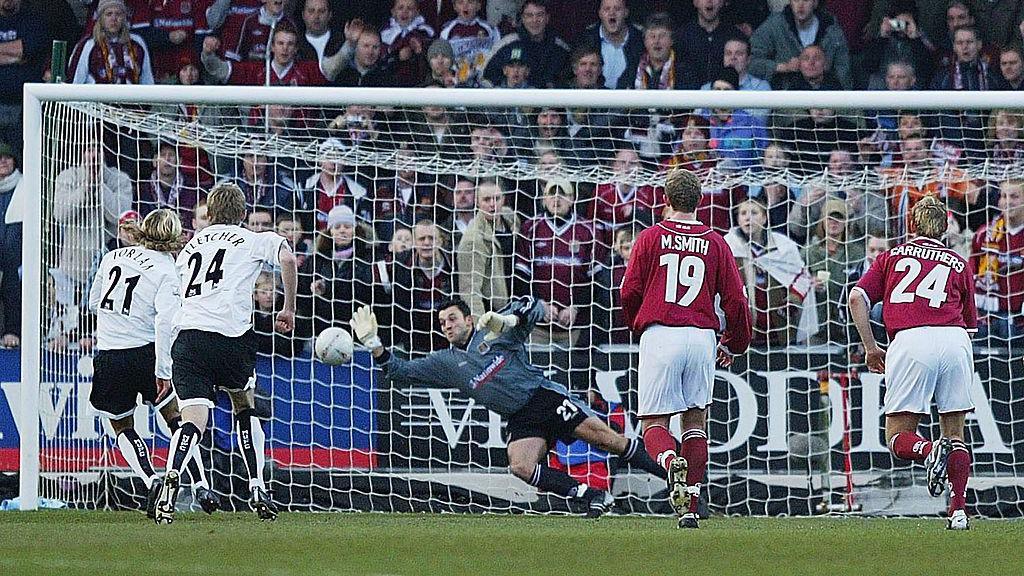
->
xmin=350 ymin=296 xmax=667 ymax=517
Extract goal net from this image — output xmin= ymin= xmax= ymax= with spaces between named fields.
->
xmin=13 ymin=85 xmax=1024 ymax=517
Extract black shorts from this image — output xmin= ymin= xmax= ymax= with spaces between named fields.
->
xmin=506 ymin=388 xmax=591 ymax=446
xmin=172 ymin=329 xmax=257 ymax=409
xmin=90 ymin=344 xmax=168 ymax=420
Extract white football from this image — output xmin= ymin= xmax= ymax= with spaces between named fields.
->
xmin=315 ymin=327 xmax=354 ymax=365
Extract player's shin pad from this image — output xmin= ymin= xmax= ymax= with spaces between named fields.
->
xmin=236 ymin=408 xmax=267 ymax=492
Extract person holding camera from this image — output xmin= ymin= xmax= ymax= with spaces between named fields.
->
xmin=862 ymin=1 xmax=935 ymax=89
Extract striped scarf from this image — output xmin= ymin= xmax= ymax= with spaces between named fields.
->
xmin=634 ymin=49 xmax=676 ymax=90
xmin=978 ymin=215 xmax=1006 ymax=279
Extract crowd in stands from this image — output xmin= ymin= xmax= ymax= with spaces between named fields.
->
xmin=3 ymin=0 xmax=1024 ymax=356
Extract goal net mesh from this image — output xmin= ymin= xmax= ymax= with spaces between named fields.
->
xmin=28 ymin=95 xmax=1024 ymax=517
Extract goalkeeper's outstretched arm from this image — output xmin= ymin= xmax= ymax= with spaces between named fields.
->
xmin=478 ymin=296 xmax=546 ymax=342
xmin=349 ymin=305 xmax=451 ymax=389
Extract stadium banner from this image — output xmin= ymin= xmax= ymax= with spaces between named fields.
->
xmin=383 ymin=348 xmax=1019 ymax=473
xmin=2 ymin=348 xmax=1018 ymax=475
xmin=0 ymin=350 xmax=377 ymax=472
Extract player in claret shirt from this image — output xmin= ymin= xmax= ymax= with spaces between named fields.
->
xmin=849 ymin=195 xmax=978 ymax=531
xmin=620 ymin=168 xmax=752 ymax=529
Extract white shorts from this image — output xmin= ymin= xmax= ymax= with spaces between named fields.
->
xmin=637 ymin=325 xmax=717 ymax=417
xmin=884 ymin=326 xmax=975 ymax=415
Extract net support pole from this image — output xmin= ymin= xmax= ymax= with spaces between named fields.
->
xmin=18 ymin=89 xmax=43 ymax=511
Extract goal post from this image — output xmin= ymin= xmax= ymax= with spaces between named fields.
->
xmin=15 ymin=83 xmax=1024 ymax=516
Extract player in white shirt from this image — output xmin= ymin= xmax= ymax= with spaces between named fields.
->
xmin=88 ymin=209 xmax=219 ymax=518
xmin=154 ymin=184 xmax=298 ymax=524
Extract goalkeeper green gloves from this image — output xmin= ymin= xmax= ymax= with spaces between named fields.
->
xmin=476 ymin=311 xmax=518 ymax=340
xmin=350 ymin=305 xmax=382 ymax=350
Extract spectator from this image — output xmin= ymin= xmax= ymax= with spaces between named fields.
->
xmin=884 ymin=132 xmax=979 ymax=240
xmin=325 ymin=104 xmax=382 ymax=149
xmin=588 ymin=147 xmax=663 ymax=248
xmin=845 ymin=185 xmax=889 ymax=240
xmin=305 ymin=138 xmax=366 ymax=231
xmin=591 ymin=226 xmax=634 ymax=347
xmin=514 ymin=177 xmax=594 ymax=346
xmin=191 ymin=199 xmax=210 ymax=233
xmin=371 ymin=146 xmax=440 ymax=241
xmin=246 ymin=208 xmax=274 ymax=233
xmin=929 ymin=25 xmax=998 ymax=160
xmin=725 ymin=198 xmax=818 ymax=347
xmin=206 ymin=0 xmax=260 ymax=52
xmin=202 ymin=22 xmax=327 ymax=86
xmin=749 ymin=0 xmax=852 ymax=89
xmin=861 ymin=1 xmax=934 ymax=90
xmin=675 ymin=0 xmax=741 ymax=90
xmin=563 ymin=43 xmax=604 ymax=89
xmin=580 ymin=0 xmax=644 ymax=90
xmin=786 ymin=182 xmax=827 ymax=244
xmin=720 ymin=0 xmax=769 ymax=37
xmin=960 ymin=0 xmax=1021 ymax=50
xmin=79 ymin=0 xmax=152 ymax=38
xmin=0 ymin=141 xmax=20 ymax=346
xmin=971 ymin=179 xmax=1024 ymax=346
xmin=53 ymin=140 xmax=132 ymax=313
xmin=388 ymin=226 xmax=413 ymax=256
xmin=801 ymin=198 xmax=864 ymax=343
xmin=253 ymin=271 xmax=303 ymax=356
xmin=416 ymin=0 xmax=456 ymax=32
xmin=701 ymin=68 xmax=769 ymax=171
xmin=330 ymin=28 xmax=394 ymax=87
xmin=276 ymin=214 xmax=312 ymax=270
xmin=488 ymin=49 xmax=532 ymax=88
xmin=387 ymin=219 xmax=456 ymax=354
xmin=483 ymin=0 xmax=571 ymax=89
xmin=422 ymin=37 xmax=457 ymax=86
xmin=69 ymin=0 xmax=154 ymax=84
xmin=408 ymin=104 xmax=470 ymax=159
xmin=664 ymin=114 xmax=715 ymax=173
xmin=747 ymin=142 xmax=797 ymax=233
xmin=136 ymin=142 xmax=202 ymax=227
xmin=782 ymin=107 xmax=859 ymax=174
xmin=297 ymin=0 xmax=345 ymax=64
xmin=299 ymin=204 xmax=374 ymax=335
xmin=770 ymin=43 xmax=842 ymax=91
xmin=141 ymin=0 xmax=207 ymax=82
xmin=456 ymin=178 xmax=518 ymax=316
xmin=988 ymin=109 xmax=1024 ymax=167
xmin=528 ymin=107 xmax=577 ymax=166
xmin=0 ymin=0 xmax=48 ymax=158
xmin=633 ymin=13 xmax=679 ymax=90
xmin=444 ymin=177 xmax=476 ymax=245
xmin=439 ymin=0 xmax=499 ymax=87
xmin=224 ymin=0 xmax=298 ymax=63
xmin=380 ymin=0 xmax=434 ymax=86
xmin=699 ymin=36 xmax=771 ymax=120
xmin=997 ymin=45 xmax=1023 ymax=90
xmin=233 ymin=151 xmax=302 ymax=217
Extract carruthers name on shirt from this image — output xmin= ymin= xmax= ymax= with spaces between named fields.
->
xmin=182 ymin=231 xmax=246 ymax=255
xmin=660 ymin=234 xmax=710 ymax=255
xmin=890 ymin=244 xmax=966 ymax=272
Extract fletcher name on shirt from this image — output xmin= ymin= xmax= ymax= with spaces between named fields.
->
xmin=181 ymin=230 xmax=246 ymax=256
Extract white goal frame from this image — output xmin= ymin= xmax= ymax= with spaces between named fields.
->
xmin=17 ymin=83 xmax=1023 ymax=511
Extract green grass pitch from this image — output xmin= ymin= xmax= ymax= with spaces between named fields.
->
xmin=0 ymin=511 xmax=1021 ymax=576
